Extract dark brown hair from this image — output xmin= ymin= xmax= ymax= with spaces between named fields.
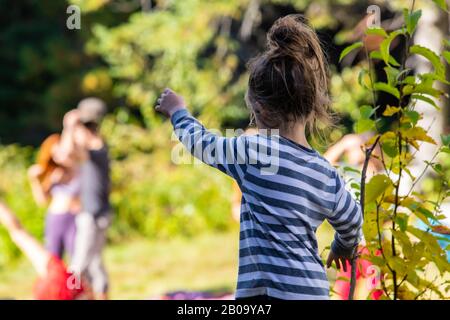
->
xmin=247 ymin=14 xmax=333 ymax=135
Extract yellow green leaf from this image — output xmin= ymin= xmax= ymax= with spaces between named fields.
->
xmin=401 ymin=126 xmax=437 ymax=146
xmin=383 ymin=105 xmax=402 ymax=116
xmin=370 ymin=50 xmax=401 ymax=66
xmin=339 ymin=42 xmax=363 ymax=62
xmin=410 ymin=45 xmax=446 ymax=80
xmin=380 ymin=30 xmax=405 ymax=65
xmin=365 ymin=174 xmax=393 ymax=205
xmin=374 ymin=82 xmax=400 ymax=99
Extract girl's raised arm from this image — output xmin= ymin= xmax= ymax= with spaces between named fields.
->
xmin=171 ymin=109 xmax=248 ymax=184
xmin=156 ymin=88 xmax=249 ymax=184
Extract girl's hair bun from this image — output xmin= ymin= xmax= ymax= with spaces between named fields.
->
xmin=247 ymin=14 xmax=332 ymax=137
xmin=267 ymin=14 xmax=315 ymax=59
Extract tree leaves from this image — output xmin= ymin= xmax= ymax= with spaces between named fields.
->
xmin=370 ymin=51 xmax=401 ymax=66
xmin=380 ymin=30 xmax=405 ymax=65
xmin=403 ymin=9 xmax=422 ymax=35
xmin=443 ymin=51 xmax=450 ymax=65
xmin=360 ymin=105 xmax=375 ymax=118
xmin=365 ymin=174 xmax=393 ymax=205
xmin=401 ymin=126 xmax=437 ymax=149
xmin=441 ymin=134 xmax=450 ymax=146
xmin=402 ymin=110 xmax=420 ymax=126
xmin=409 ymin=45 xmax=446 ymax=80
xmin=380 ymin=132 xmax=398 ymax=157
xmin=383 ymin=105 xmax=401 ymax=116
xmin=354 ymin=105 xmax=375 ymax=133
xmin=432 ymin=0 xmax=448 ymax=11
xmin=339 ymin=41 xmax=363 ymax=62
xmin=365 ymin=27 xmax=388 ymax=38
xmin=374 ymin=82 xmax=400 ymax=99
xmin=354 ymin=119 xmax=375 ymax=133
xmin=411 ymin=94 xmax=440 ymax=110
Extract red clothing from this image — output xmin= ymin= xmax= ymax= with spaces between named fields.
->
xmin=33 ymin=255 xmax=85 ymax=300
xmin=334 ymin=247 xmax=383 ymax=300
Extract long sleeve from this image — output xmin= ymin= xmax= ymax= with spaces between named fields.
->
xmin=171 ymin=109 xmax=248 ymax=184
xmin=327 ymin=173 xmax=363 ymax=256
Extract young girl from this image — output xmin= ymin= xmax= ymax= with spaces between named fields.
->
xmin=156 ymin=14 xmax=362 ymax=300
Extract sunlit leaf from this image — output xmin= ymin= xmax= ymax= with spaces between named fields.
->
xmin=403 ymin=9 xmax=422 ymax=35
xmin=380 ymin=132 xmax=398 ymax=157
xmin=358 ymin=69 xmax=371 ymax=89
xmin=384 ymin=66 xmax=400 ymax=86
xmin=443 ymin=51 xmax=450 ymax=65
xmin=360 ymin=105 xmax=375 ymax=119
xmin=365 ymin=174 xmax=393 ymax=205
xmin=401 ymin=127 xmax=437 ymax=146
xmin=403 ymin=84 xmax=442 ymax=98
xmin=380 ymin=30 xmax=405 ymax=65
xmin=365 ymin=27 xmax=388 ymax=38
xmin=354 ymin=118 xmax=375 ymax=133
xmin=440 ymin=134 xmax=450 ymax=146
xmin=374 ymin=82 xmax=400 ymax=99
xmin=432 ymin=0 xmax=448 ymax=11
xmin=370 ymin=51 xmax=401 ymax=66
xmin=410 ymin=45 xmax=446 ymax=80
xmin=395 ymin=213 xmax=409 ymax=232
xmin=382 ymin=105 xmax=401 ymax=116
xmin=339 ymin=42 xmax=363 ymax=62
xmin=411 ymin=94 xmax=440 ymax=110
xmin=344 ymin=166 xmax=361 ymax=174
xmin=403 ymin=110 xmax=420 ymax=125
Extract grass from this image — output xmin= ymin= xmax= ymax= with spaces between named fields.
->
xmin=0 ymin=222 xmax=335 ymax=300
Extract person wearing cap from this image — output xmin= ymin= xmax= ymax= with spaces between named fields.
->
xmin=56 ymin=97 xmax=112 ymax=300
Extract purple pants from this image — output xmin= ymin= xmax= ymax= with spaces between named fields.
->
xmin=45 ymin=213 xmax=76 ymax=259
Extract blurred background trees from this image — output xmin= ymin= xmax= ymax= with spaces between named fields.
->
xmin=5 ymin=0 xmax=447 ymax=145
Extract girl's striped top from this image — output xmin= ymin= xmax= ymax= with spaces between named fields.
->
xmin=171 ymin=109 xmax=363 ymax=300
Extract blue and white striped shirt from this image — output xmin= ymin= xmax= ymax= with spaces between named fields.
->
xmin=171 ymin=109 xmax=363 ymax=300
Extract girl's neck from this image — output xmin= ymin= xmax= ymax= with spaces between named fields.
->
xmin=279 ymin=122 xmax=311 ymax=149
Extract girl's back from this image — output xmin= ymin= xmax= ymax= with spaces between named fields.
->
xmin=157 ymin=14 xmax=363 ymax=300
xmin=236 ymin=133 xmax=361 ymax=299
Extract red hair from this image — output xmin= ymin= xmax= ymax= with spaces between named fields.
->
xmin=36 ymin=134 xmax=62 ymax=194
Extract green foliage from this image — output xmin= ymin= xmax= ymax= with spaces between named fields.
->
xmin=351 ymin=2 xmax=450 ymax=300
xmin=403 ymin=9 xmax=421 ymax=35
xmin=380 ymin=30 xmax=405 ymax=65
xmin=339 ymin=42 xmax=363 ymax=62
xmin=409 ymin=45 xmax=446 ymax=80
xmin=431 ymin=0 xmax=448 ymax=11
xmin=0 ymin=146 xmax=45 ymax=268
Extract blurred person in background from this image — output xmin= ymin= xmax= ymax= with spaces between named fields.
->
xmin=28 ymin=134 xmax=81 ymax=261
xmin=0 ymin=202 xmax=92 ymax=300
xmin=324 ymin=133 xmax=383 ymax=181
xmin=56 ymin=97 xmax=112 ymax=300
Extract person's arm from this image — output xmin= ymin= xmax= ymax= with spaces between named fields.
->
xmin=156 ymin=88 xmax=248 ymax=183
xmin=0 ymin=203 xmax=50 ymax=277
xmin=326 ymin=173 xmax=363 ymax=271
xmin=54 ymin=110 xmax=88 ymax=167
xmin=323 ymin=140 xmax=347 ymax=166
xmin=27 ymin=165 xmax=49 ymax=206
